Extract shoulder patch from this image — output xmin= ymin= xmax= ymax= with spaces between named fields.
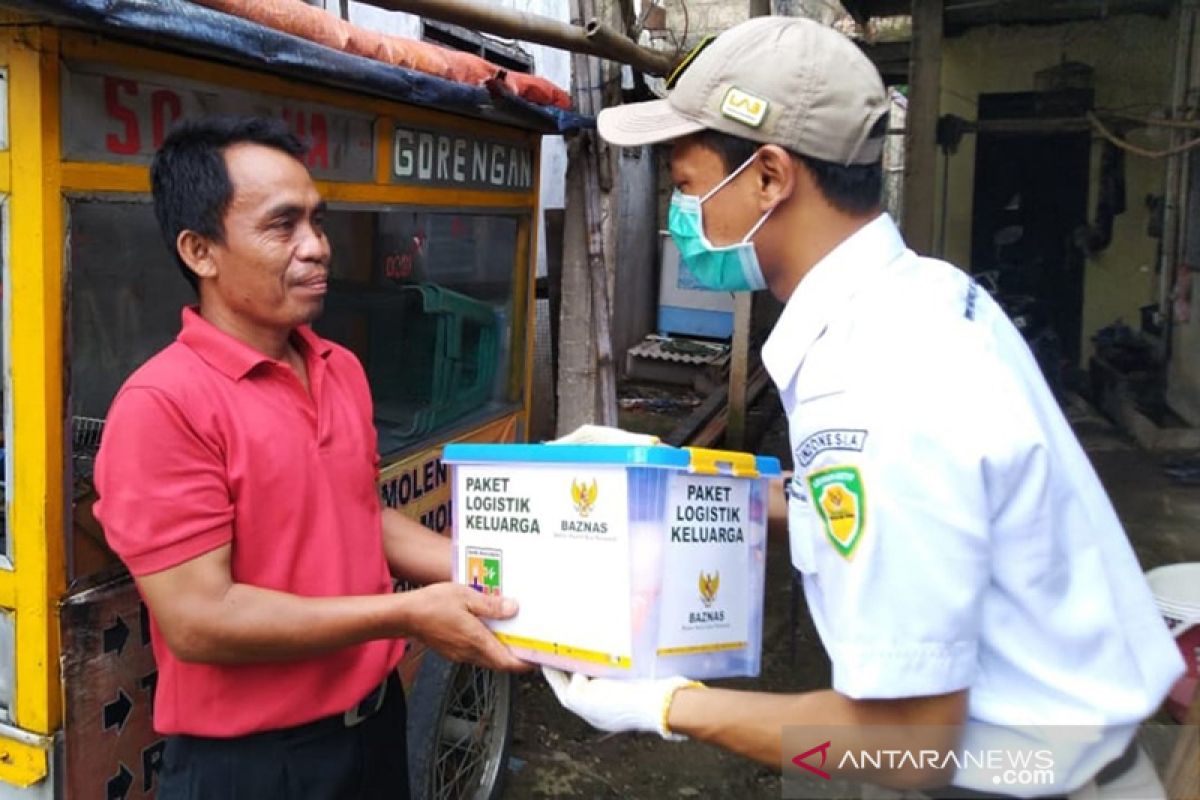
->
xmin=795 ymin=429 xmax=868 ymax=468
xmin=720 ymin=87 xmax=769 ymax=128
xmin=806 ymin=465 xmax=865 ymax=559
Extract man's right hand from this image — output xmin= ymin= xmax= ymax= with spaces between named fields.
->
xmin=133 ymin=544 xmax=528 ymax=668
xmin=401 ymin=583 xmax=528 ymax=672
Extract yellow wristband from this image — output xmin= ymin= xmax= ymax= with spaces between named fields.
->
xmin=661 ymin=680 xmax=706 ymax=738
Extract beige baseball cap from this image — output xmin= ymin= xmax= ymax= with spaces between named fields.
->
xmin=598 ymin=16 xmax=889 ymax=165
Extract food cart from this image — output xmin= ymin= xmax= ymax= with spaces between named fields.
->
xmin=0 ymin=2 xmax=581 ymax=797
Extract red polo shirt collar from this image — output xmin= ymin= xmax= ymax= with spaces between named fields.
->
xmin=176 ymin=306 xmax=332 ymax=381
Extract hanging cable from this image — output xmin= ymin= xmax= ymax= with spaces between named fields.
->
xmin=1087 ymin=112 xmax=1200 ymax=159
xmin=677 ymin=0 xmax=690 ymax=62
xmin=1097 ymin=110 xmax=1200 ymax=131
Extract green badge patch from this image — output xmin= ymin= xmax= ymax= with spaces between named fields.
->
xmin=806 ymin=466 xmax=866 ymax=559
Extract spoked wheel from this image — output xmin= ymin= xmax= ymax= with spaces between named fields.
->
xmin=408 ymin=653 xmax=514 ymax=800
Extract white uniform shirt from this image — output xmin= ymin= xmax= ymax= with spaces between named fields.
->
xmin=762 ymin=214 xmax=1183 ymax=794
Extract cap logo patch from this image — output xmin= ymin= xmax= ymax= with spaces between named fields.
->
xmin=721 ymin=87 xmax=768 ymax=128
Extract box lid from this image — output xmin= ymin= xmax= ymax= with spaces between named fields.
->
xmin=443 ymin=443 xmax=781 ymax=478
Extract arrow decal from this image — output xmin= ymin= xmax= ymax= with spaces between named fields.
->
xmin=103 ymin=689 xmax=133 ymax=735
xmin=106 ymin=763 xmax=133 ymax=800
xmin=103 ymin=616 xmax=130 ymax=656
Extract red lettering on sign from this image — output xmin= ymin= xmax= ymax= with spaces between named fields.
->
xmin=308 ymin=113 xmax=330 ymax=169
xmin=104 ymin=77 xmax=141 ymax=155
xmin=282 ymin=108 xmax=331 ymax=170
xmin=292 ymin=108 xmax=307 ymax=145
xmin=150 ymin=89 xmax=183 ymax=149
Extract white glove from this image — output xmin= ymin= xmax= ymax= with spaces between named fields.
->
xmin=542 ymin=666 xmax=702 ymax=740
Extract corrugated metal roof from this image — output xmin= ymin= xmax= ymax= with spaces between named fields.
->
xmin=627 ymin=336 xmax=730 ymax=365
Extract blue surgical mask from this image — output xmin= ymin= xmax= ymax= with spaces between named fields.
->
xmin=668 ymin=153 xmax=775 ymax=292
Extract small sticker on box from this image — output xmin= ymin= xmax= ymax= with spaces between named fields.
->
xmin=466 ymin=547 xmax=503 ymax=596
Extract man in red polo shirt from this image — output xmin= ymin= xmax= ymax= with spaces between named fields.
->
xmin=93 ymin=115 xmax=525 ymax=800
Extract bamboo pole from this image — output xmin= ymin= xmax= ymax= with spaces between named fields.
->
xmin=358 ymin=0 xmax=676 ymax=75
xmin=571 ymin=0 xmax=617 ymax=426
xmin=556 ymin=138 xmax=600 ymax=435
xmin=555 ymin=0 xmax=617 ymax=431
xmin=902 ymin=0 xmax=942 ymax=255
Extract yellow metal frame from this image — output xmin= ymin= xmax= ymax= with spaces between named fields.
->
xmin=1 ymin=24 xmax=65 ymax=787
xmin=0 ymin=22 xmax=544 ymax=789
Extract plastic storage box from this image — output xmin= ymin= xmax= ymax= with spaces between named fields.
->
xmin=323 ymin=282 xmax=498 ymax=443
xmin=442 ymin=443 xmax=781 ymax=680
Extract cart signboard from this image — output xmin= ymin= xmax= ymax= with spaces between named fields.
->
xmin=61 ymin=62 xmax=376 ymax=182
xmin=379 ymin=414 xmax=520 ymax=533
xmin=391 ymin=124 xmax=535 ymax=191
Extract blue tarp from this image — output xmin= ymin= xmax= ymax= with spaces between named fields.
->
xmin=10 ymin=0 xmax=592 ymax=133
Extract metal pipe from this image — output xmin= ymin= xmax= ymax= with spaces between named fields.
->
xmin=583 ymin=19 xmax=674 ymax=76
xmin=1158 ymin=2 xmax=1197 ymax=324
xmin=358 ymin=0 xmax=676 ymax=75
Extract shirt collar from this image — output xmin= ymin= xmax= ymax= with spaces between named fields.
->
xmin=177 ymin=306 xmax=334 ymax=381
xmin=761 ymin=213 xmax=907 ymax=390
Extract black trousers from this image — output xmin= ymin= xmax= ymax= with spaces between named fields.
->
xmin=158 ymin=674 xmax=410 ymax=800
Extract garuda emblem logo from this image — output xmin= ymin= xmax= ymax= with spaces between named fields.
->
xmin=806 ymin=465 xmax=866 ymax=560
xmin=571 ymin=478 xmax=598 ymax=517
xmin=820 ymin=485 xmax=859 ymax=547
xmin=698 ymin=570 xmax=720 ymax=607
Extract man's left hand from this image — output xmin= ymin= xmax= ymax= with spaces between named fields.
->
xmin=542 ymin=666 xmax=700 ymax=739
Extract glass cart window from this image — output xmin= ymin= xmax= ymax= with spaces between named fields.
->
xmin=69 ymin=200 xmax=191 ymax=423
xmin=67 ymin=198 xmax=192 ymax=579
xmin=315 ymin=208 xmax=522 ymax=456
xmin=0 ymin=610 xmax=11 ymax=714
xmin=67 ymin=199 xmax=524 ymax=501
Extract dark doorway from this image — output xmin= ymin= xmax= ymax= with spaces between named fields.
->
xmin=971 ymin=93 xmax=1090 ymax=367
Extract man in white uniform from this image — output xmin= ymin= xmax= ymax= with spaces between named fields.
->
xmin=544 ymin=16 xmax=1183 ymax=799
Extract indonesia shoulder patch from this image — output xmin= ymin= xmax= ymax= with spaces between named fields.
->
xmin=805 ymin=465 xmax=866 ymax=559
